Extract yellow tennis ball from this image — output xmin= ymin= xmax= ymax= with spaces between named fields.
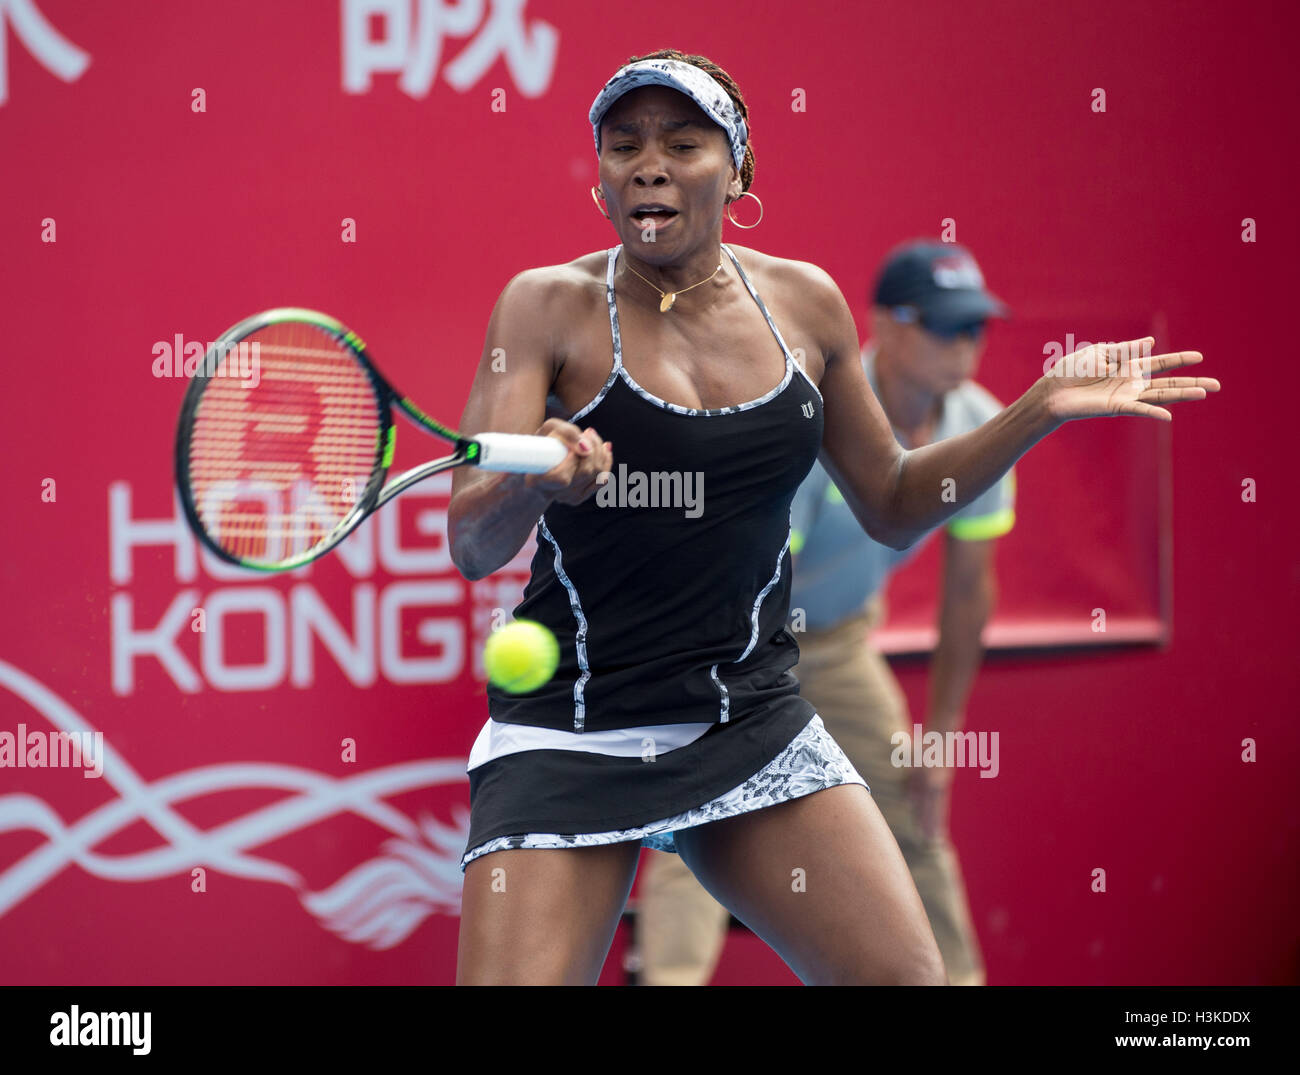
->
xmin=484 ymin=619 xmax=559 ymax=694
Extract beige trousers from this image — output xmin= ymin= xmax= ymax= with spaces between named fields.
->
xmin=634 ymin=596 xmax=986 ymax=986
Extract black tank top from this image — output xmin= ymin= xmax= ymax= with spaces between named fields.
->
xmin=488 ymin=244 xmax=825 ymax=733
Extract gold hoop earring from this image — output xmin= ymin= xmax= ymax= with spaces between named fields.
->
xmin=591 ymin=185 xmax=611 ymax=221
xmin=725 ymin=190 xmax=763 ymax=229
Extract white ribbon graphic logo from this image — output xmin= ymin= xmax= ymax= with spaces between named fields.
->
xmin=0 ymin=659 xmax=469 ymax=950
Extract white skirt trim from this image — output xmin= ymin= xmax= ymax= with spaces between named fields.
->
xmin=460 ymin=714 xmax=868 ymax=870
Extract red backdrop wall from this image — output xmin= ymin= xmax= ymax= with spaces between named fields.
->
xmin=1 ymin=0 xmax=1295 ymax=985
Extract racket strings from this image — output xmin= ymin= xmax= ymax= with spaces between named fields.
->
xmin=187 ymin=322 xmax=383 ymax=563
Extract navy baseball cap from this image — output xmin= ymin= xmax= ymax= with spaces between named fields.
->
xmin=873 ymin=240 xmax=1009 ymax=329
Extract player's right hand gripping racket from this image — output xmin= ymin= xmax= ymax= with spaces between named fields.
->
xmin=175 ymin=307 xmax=567 ymax=572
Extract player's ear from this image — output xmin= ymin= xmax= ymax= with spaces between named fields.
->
xmin=727 ymin=163 xmax=742 ymax=202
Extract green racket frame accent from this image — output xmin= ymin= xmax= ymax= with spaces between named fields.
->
xmin=175 ymin=307 xmax=478 ymax=573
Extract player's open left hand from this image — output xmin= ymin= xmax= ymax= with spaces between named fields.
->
xmin=1038 ymin=337 xmax=1220 ymax=423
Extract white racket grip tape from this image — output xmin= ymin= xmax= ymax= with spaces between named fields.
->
xmin=474 ymin=433 xmax=570 ymax=474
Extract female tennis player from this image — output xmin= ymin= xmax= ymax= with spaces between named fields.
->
xmin=448 ymin=48 xmax=1218 ymax=985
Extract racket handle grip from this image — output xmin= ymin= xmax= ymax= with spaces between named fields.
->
xmin=474 ymin=433 xmax=570 ymax=474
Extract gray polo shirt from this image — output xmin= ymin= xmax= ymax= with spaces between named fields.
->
xmin=789 ymin=346 xmax=1015 ymax=630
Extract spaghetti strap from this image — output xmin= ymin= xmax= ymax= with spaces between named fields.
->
xmin=723 ymin=244 xmax=823 ymax=403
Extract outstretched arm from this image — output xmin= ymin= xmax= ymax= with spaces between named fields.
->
xmin=805 ymin=267 xmax=1218 ymax=550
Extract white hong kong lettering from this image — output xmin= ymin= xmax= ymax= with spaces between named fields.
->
xmin=379 ymin=581 xmax=464 ymax=683
xmin=290 ymin=583 xmax=377 ymax=687
xmin=200 ymin=587 xmax=287 ymax=691
xmin=109 ymin=483 xmax=197 ymax=585
xmin=111 ymin=591 xmax=202 ymax=695
xmin=109 ymin=481 xmax=469 ymax=691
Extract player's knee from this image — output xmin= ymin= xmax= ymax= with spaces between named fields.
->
xmin=457 ymin=962 xmax=571 ymax=986
xmin=902 ymin=950 xmax=949 ymax=986
xmin=860 ymin=952 xmax=947 ymax=986
xmin=825 ymin=939 xmax=947 ymax=985
xmin=457 ymin=935 xmax=598 ymax=985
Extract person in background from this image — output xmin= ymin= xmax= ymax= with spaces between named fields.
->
xmin=635 ymin=239 xmax=1014 ymax=986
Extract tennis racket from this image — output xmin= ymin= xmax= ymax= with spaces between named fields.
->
xmin=175 ymin=307 xmax=567 ymax=572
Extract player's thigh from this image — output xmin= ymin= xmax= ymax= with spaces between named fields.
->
xmin=673 ymin=785 xmax=946 ymax=985
xmin=457 ymin=841 xmax=642 ymax=985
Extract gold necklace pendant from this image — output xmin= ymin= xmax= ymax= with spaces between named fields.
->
xmin=622 ymin=255 xmax=722 ymax=313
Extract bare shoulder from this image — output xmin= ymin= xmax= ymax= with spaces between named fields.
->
xmin=496 ymin=250 xmax=609 ymax=323
xmin=725 ymin=244 xmax=856 ymax=356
